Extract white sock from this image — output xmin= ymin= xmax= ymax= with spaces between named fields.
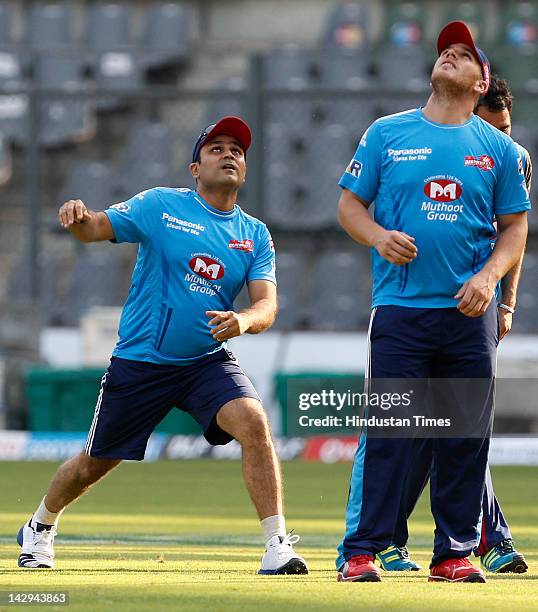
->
xmin=33 ymin=497 xmax=62 ymax=527
xmin=261 ymin=514 xmax=286 ymax=542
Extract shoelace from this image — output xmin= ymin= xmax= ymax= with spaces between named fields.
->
xmin=396 ymin=546 xmax=410 ymax=560
xmin=32 ymin=524 xmax=57 ymax=549
xmin=497 ymin=538 xmax=515 ymax=554
xmin=281 ymin=531 xmax=300 ymax=547
xmin=274 ymin=531 xmax=301 ymax=560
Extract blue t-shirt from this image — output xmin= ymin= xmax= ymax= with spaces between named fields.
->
xmin=104 ymin=187 xmax=276 ymax=365
xmin=339 ymin=108 xmax=531 ymax=308
xmin=515 ymin=141 xmax=533 ymax=193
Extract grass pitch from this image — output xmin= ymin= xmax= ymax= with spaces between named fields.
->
xmin=1 ymin=461 xmax=537 ymax=611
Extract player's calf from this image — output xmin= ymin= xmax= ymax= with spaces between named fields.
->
xmin=217 ymin=398 xmax=308 ymax=574
xmin=17 ymin=453 xmax=121 ymax=569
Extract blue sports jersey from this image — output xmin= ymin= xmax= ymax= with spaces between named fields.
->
xmin=515 ymin=141 xmax=533 ymax=193
xmin=104 ymin=187 xmax=276 ymax=365
xmin=339 ymin=108 xmax=531 ymax=308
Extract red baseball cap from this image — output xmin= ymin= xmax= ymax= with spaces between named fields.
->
xmin=437 ymin=21 xmax=490 ymax=92
xmin=192 ymin=116 xmax=252 ymax=162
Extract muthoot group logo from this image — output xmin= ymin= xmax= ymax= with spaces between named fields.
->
xmin=424 ymin=179 xmax=462 ymax=202
xmin=189 ymin=255 xmax=225 ymax=280
xmin=421 ymin=175 xmax=464 ymax=222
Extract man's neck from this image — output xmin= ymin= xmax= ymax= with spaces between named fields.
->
xmin=195 ymin=186 xmax=238 ymax=212
xmin=422 ymin=91 xmax=475 ymax=125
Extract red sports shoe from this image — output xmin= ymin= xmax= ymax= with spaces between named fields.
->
xmin=429 ymin=557 xmax=486 ymax=583
xmin=338 ymin=555 xmax=381 ymax=582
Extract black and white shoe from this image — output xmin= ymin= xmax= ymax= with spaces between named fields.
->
xmin=17 ymin=518 xmax=56 ymax=569
xmin=258 ymin=532 xmax=308 ymax=575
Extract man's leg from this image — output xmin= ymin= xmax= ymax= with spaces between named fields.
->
xmin=428 ymin=303 xmax=498 ymax=582
xmin=474 ymin=465 xmax=527 ymax=573
xmin=393 ymin=438 xmax=433 ymax=548
xmin=377 ymin=438 xmax=433 ymax=572
xmin=216 ymin=397 xmax=306 ymax=574
xmin=336 ymin=306 xmax=435 ymax=581
xmin=18 ymin=453 xmax=120 ymax=568
xmin=18 ymin=356 xmax=179 ymax=569
xmin=217 ymin=398 xmax=282 ymax=519
xmin=44 ymin=452 xmax=121 ymax=512
xmin=177 ymin=349 xmax=306 ymax=574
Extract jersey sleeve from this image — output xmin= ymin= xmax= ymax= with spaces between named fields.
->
xmin=338 ymin=121 xmax=383 ymax=204
xmin=247 ymin=225 xmax=276 ymax=285
xmin=494 ymin=141 xmax=532 ymax=216
xmin=104 ymin=188 xmax=158 ymax=243
xmin=524 ymin=148 xmax=533 ymax=194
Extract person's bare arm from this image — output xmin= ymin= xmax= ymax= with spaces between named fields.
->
xmin=338 ymin=188 xmax=417 ymax=265
xmin=59 ymin=199 xmax=115 ymax=243
xmin=455 ymin=212 xmax=528 ymax=317
xmin=497 ymin=251 xmax=524 ymax=339
xmin=206 ymin=280 xmax=277 ymax=341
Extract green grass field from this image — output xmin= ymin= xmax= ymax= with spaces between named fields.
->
xmin=1 ymin=461 xmax=537 ymax=611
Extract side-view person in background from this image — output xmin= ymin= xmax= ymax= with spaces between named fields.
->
xmin=380 ymin=74 xmax=531 ymax=576
xmin=17 ymin=116 xmax=308 ymax=576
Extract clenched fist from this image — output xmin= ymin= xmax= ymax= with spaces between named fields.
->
xmin=374 ymin=229 xmax=418 ymax=265
xmin=59 ymin=199 xmax=92 ymax=229
xmin=206 ymin=310 xmax=251 ymax=341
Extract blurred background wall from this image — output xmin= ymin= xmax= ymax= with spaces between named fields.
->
xmin=1 ymin=0 xmax=537 ymax=436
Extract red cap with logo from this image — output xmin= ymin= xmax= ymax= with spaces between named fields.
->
xmin=437 ymin=21 xmax=490 ymax=93
xmin=192 ymin=116 xmax=252 ymax=163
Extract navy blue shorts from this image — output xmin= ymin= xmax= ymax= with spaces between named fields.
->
xmin=85 ymin=349 xmax=260 ymax=460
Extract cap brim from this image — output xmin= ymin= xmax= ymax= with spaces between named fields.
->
xmin=203 ymin=116 xmax=252 ymax=154
xmin=437 ymin=21 xmax=481 ymax=67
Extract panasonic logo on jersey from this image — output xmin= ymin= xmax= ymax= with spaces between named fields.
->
xmin=388 ymin=147 xmax=432 ymax=157
xmin=161 ymin=212 xmax=205 ymax=232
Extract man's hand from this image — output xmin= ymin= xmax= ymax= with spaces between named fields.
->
xmin=373 ymin=229 xmax=417 ymax=266
xmin=454 ymin=269 xmax=498 ymax=317
xmin=59 ymin=199 xmax=92 ymax=229
xmin=207 ymin=310 xmax=251 ymax=342
xmin=498 ymin=308 xmax=512 ymax=340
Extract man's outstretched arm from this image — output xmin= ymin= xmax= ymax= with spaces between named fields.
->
xmin=59 ymin=199 xmax=115 ymax=243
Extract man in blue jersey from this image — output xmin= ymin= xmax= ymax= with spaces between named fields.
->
xmin=17 ymin=116 xmax=307 ymax=576
xmin=380 ymin=74 xmax=531 ymax=575
xmin=335 ymin=22 xmax=530 ymax=583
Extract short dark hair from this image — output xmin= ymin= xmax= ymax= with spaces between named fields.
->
xmin=475 ymin=74 xmax=513 ymax=114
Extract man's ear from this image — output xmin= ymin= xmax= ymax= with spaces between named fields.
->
xmin=476 ymin=78 xmax=488 ymax=97
xmin=189 ymin=162 xmax=199 ymax=180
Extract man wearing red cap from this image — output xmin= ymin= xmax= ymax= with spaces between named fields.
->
xmin=336 ymin=22 xmax=530 ymax=583
xmin=17 ymin=117 xmax=308 ymax=576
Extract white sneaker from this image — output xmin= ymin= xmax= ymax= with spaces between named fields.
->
xmin=258 ymin=532 xmax=308 ymax=575
xmin=17 ymin=517 xmax=56 ymax=568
